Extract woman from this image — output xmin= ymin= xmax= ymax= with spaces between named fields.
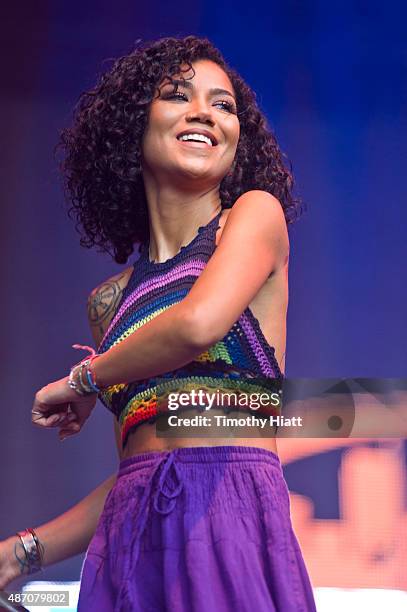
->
xmin=0 ymin=36 xmax=316 ymax=611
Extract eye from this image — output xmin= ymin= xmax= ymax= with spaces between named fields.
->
xmin=214 ymin=100 xmax=237 ymax=114
xmin=160 ymin=91 xmax=237 ymax=114
xmin=161 ymin=91 xmax=188 ymax=101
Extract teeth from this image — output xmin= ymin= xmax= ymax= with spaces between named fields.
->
xmin=178 ymin=133 xmax=212 ymax=146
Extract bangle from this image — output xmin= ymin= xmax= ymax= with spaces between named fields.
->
xmin=68 ymin=345 xmax=102 ymax=396
xmin=68 ymin=364 xmax=86 ymax=396
xmin=85 ymin=359 xmax=101 ymax=392
xmin=68 ymin=363 xmax=98 ymax=396
xmin=16 ymin=528 xmax=44 ymax=574
xmin=81 ymin=354 xmax=101 ymax=391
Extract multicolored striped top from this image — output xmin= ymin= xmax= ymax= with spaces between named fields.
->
xmin=97 ymin=210 xmax=283 ymax=446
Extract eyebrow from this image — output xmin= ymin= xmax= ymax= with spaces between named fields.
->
xmin=163 ymin=79 xmax=236 ymax=101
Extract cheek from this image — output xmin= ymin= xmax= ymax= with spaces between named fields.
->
xmin=228 ymin=124 xmax=240 ymax=159
xmin=141 ymin=129 xmax=161 ymax=169
xmin=141 ymin=112 xmax=166 ymax=161
xmin=226 ymin=119 xmax=240 ymax=151
xmin=148 ymin=102 xmax=179 ymax=132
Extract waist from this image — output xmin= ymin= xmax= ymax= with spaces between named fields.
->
xmin=121 ymin=407 xmax=279 ymax=460
xmin=119 ymin=372 xmax=280 ymax=430
xmin=119 ymin=442 xmax=281 ymax=474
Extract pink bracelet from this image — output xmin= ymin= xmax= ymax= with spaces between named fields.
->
xmin=69 ymin=344 xmax=102 ymax=395
xmin=72 ymin=343 xmax=98 ymax=363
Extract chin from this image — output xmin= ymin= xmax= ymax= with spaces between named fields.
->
xmin=177 ymin=163 xmax=215 ymax=180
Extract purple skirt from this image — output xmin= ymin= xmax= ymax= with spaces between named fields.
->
xmin=78 ymin=446 xmax=316 ymax=612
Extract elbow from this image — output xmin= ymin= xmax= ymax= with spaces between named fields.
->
xmin=176 ymin=304 xmax=225 ymax=352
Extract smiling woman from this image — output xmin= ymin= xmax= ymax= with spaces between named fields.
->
xmin=141 ymin=59 xmax=241 ymax=263
xmin=0 ymin=36 xmax=316 ymax=612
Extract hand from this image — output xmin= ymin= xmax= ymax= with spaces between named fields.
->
xmin=31 ymin=376 xmax=97 ymax=440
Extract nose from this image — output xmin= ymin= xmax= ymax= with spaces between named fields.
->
xmin=185 ymin=104 xmax=215 ymax=127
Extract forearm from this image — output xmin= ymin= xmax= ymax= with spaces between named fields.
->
xmin=4 ymin=473 xmax=116 ymax=582
xmin=93 ymin=302 xmax=212 ymax=387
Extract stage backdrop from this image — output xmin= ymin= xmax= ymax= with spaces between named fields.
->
xmin=1 ymin=0 xmax=406 ymax=598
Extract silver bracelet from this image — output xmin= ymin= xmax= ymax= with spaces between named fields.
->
xmin=16 ymin=528 xmax=44 ymax=574
xmin=68 ymin=363 xmax=95 ymax=396
xmin=68 ymin=344 xmax=101 ymax=396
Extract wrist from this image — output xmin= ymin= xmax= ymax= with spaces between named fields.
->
xmin=69 ymin=343 xmax=127 ymax=391
xmin=5 ymin=536 xmax=27 ymax=581
xmin=68 ymin=344 xmax=104 ymax=396
xmin=68 ymin=359 xmax=101 ymax=396
xmin=14 ymin=529 xmax=44 ymax=577
xmin=90 ymin=354 xmax=108 ymax=389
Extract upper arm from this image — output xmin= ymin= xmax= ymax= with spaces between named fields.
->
xmin=87 ymin=267 xmax=133 ymax=459
xmin=87 ymin=267 xmax=133 ymax=348
xmin=182 ymin=190 xmax=289 ymax=345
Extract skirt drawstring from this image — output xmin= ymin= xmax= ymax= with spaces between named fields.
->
xmin=115 ymin=450 xmax=184 ymax=611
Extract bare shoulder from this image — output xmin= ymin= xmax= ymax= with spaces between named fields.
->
xmin=217 ymin=190 xmax=289 ymax=268
xmin=87 ymin=266 xmax=134 ymax=346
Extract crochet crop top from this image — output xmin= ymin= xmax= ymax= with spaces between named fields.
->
xmin=97 ymin=210 xmax=283 ymax=446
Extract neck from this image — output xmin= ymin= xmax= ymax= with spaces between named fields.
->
xmin=142 ymin=173 xmax=222 ymax=263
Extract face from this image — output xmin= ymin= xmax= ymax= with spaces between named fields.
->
xmin=141 ymin=59 xmax=240 ymax=187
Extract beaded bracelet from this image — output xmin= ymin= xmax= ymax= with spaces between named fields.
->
xmin=68 ymin=344 xmax=102 ymax=396
xmin=69 ymin=363 xmax=93 ymax=396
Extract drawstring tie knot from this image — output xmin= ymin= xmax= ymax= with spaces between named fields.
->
xmin=153 ymin=452 xmax=184 ymax=514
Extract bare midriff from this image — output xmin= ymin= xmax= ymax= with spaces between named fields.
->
xmin=121 ymin=407 xmax=279 ymax=459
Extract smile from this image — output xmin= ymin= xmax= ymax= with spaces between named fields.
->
xmin=178 ymin=133 xmax=213 ymax=146
xmin=176 ymin=129 xmax=218 ymax=146
xmin=177 ymin=139 xmax=213 ymax=150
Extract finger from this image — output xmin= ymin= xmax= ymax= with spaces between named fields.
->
xmin=60 ymin=421 xmax=80 ymax=434
xmin=33 ymin=413 xmax=67 ymax=428
xmin=58 ymin=412 xmax=77 ymax=427
xmin=59 ymin=423 xmax=81 ymax=441
xmin=31 ymin=408 xmax=52 ymax=422
xmin=50 ymin=406 xmax=77 ymax=425
xmin=31 ymin=402 xmax=71 ymax=423
xmin=32 ymin=413 xmax=47 ymax=424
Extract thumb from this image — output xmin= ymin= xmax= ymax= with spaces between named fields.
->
xmin=59 ymin=421 xmax=81 ymax=441
xmin=64 ymin=402 xmax=93 ymax=434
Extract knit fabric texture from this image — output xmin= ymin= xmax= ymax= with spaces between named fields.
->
xmin=97 ymin=211 xmax=283 ymax=446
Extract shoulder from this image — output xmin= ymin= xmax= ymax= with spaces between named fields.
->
xmin=228 ymin=190 xmax=287 ymax=231
xmin=87 ymin=266 xmax=134 ymax=345
xmin=218 ymin=191 xmax=289 ymax=268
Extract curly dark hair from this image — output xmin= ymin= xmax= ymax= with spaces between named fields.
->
xmin=58 ymin=35 xmax=302 ymax=264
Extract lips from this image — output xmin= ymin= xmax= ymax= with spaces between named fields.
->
xmin=176 ymin=129 xmax=218 ymax=146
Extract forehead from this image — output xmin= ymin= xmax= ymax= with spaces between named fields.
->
xmin=161 ymin=59 xmax=235 ymax=94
